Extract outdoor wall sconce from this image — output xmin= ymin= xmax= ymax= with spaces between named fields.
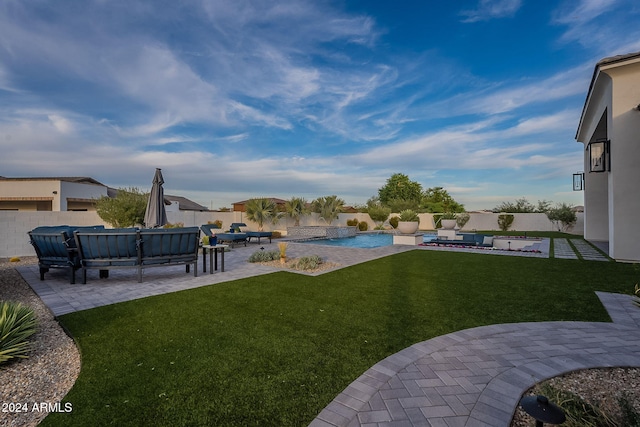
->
xmin=520 ymin=394 xmax=566 ymax=426
xmin=587 ymin=139 xmax=610 ymax=173
xmin=572 ymin=172 xmax=584 ymax=191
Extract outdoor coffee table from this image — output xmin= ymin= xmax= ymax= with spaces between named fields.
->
xmin=201 ymin=244 xmax=228 ymax=273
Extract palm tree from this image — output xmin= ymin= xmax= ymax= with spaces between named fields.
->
xmin=245 ymin=198 xmax=280 ymax=231
xmin=284 ymin=197 xmax=310 ymax=226
xmin=311 ymin=195 xmax=345 ymax=225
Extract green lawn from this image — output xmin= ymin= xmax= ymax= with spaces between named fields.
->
xmin=45 ymin=250 xmax=640 ymax=426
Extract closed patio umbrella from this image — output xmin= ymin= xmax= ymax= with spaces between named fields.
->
xmin=144 ymin=168 xmax=168 ymax=228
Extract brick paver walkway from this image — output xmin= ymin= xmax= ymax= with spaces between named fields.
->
xmin=311 ymin=292 xmax=640 ymax=427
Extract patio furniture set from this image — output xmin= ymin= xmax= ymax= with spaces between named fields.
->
xmin=28 ymin=224 xmax=273 ymax=284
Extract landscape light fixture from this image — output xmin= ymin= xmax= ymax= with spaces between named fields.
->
xmin=587 ymin=139 xmax=610 ymax=173
xmin=520 ymin=395 xmax=566 ymax=427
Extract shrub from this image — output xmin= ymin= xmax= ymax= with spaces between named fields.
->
xmin=94 ymin=187 xmax=147 ymax=227
xmin=498 ymin=214 xmax=514 ymax=231
xmin=163 ymin=222 xmax=184 ymax=228
xmin=367 ymin=205 xmax=391 ymax=225
xmin=456 ymin=212 xmax=470 ymax=229
xmin=208 ymin=220 xmax=223 ymax=229
xmin=398 ymin=209 xmax=419 ymax=222
xmin=346 ymin=218 xmax=359 ymax=226
xmin=248 ymin=250 xmax=280 ymax=263
xmin=546 ymin=203 xmax=577 ymax=232
xmin=0 ymin=301 xmax=37 ymax=365
xmin=536 ymin=383 xmax=617 ymax=427
xmin=389 ymin=216 xmax=399 ymax=229
xmin=271 ymin=231 xmax=282 ymax=239
xmin=293 ymin=255 xmax=323 ymax=270
xmin=358 ymin=221 xmax=368 ymax=231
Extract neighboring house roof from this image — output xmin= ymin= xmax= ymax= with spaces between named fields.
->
xmin=576 ymin=50 xmax=640 ymax=140
xmin=0 ymin=176 xmax=106 ymax=186
xmin=164 ymin=195 xmax=209 ymax=211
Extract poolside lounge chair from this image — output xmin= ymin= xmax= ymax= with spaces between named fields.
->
xmin=200 ymin=223 xmax=221 ymax=245
xmin=228 ymin=222 xmax=272 ymax=244
xmin=215 ymin=223 xmax=248 ymax=247
xmin=246 ymin=231 xmax=272 ymax=244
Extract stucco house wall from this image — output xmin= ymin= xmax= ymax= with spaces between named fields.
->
xmin=0 ymin=178 xmax=108 ymax=211
xmin=576 ymin=52 xmax=640 ymax=262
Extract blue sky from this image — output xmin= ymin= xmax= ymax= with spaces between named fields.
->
xmin=2 ymin=0 xmax=639 ymax=210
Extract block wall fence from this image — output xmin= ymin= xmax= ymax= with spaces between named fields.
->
xmin=1 ymin=211 xmax=583 ymax=258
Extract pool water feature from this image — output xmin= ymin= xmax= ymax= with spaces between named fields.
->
xmin=299 ymin=233 xmax=437 ymax=249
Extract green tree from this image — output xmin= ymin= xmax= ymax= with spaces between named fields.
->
xmin=493 ymin=197 xmax=544 ymax=213
xmin=245 ymin=198 xmax=281 ymax=231
xmin=311 ymin=195 xmax=345 ymax=225
xmin=378 ymin=173 xmax=423 ymax=209
xmin=536 ymin=200 xmax=552 ymax=213
xmin=365 ymin=197 xmax=391 ymax=228
xmin=283 ymin=197 xmax=310 ymax=226
xmin=546 ymin=203 xmax=577 ymax=232
xmin=94 ymin=187 xmax=147 ymax=227
xmin=421 ymin=187 xmax=464 ymax=213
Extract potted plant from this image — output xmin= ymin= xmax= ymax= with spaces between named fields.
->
xmin=397 ymin=209 xmax=420 ymax=234
xmin=440 ymin=212 xmax=457 ymax=229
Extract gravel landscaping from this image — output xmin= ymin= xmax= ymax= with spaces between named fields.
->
xmin=0 ymin=258 xmax=80 ymax=427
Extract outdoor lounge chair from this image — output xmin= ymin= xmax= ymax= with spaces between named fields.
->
xmin=430 ymin=233 xmax=492 ymax=247
xmin=246 ymin=231 xmax=272 ymax=244
xmin=200 ymin=223 xmax=221 ymax=245
xmin=215 ymin=223 xmax=248 ymax=247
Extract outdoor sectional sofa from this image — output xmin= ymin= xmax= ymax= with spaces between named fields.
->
xmin=28 ymin=225 xmax=105 ymax=284
xmin=73 ymin=227 xmax=200 ymax=283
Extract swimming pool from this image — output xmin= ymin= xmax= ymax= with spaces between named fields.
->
xmin=298 ymin=232 xmax=436 ymax=248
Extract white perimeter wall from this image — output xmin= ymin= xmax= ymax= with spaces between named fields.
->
xmin=3 ymin=211 xmax=583 ymax=258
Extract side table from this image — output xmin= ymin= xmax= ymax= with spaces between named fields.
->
xmin=201 ymin=244 xmax=229 ymax=274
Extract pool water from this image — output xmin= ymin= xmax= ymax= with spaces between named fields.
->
xmin=299 ymin=233 xmax=436 ymax=248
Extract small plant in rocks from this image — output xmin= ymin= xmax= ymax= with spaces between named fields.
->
xmin=248 ymin=250 xmax=280 ymax=263
xmin=0 ymin=301 xmax=37 ymax=365
xmin=292 ymin=255 xmax=323 ymax=271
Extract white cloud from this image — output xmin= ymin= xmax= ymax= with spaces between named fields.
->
xmin=459 ymin=66 xmax=589 ymax=116
xmin=460 ymin=0 xmax=522 ymax=23
xmin=552 ymin=0 xmax=640 ymax=54
xmin=507 ymin=110 xmax=580 ymax=137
